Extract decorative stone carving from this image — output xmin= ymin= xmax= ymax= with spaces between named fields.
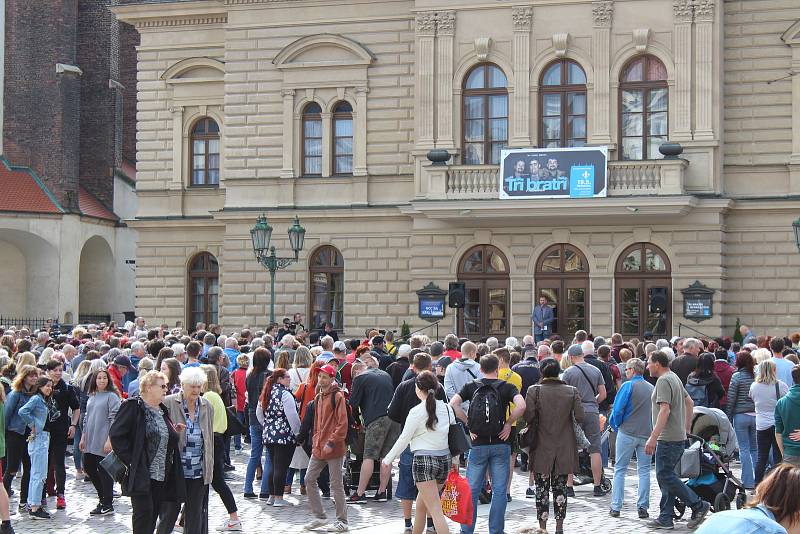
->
xmin=512 ymin=6 xmax=533 ymax=31
xmin=592 ymin=0 xmax=614 ymax=28
xmin=553 ymin=33 xmax=569 ymax=58
xmin=280 ymin=88 xmax=295 ymax=97
xmin=633 ymin=28 xmax=651 ymax=52
xmin=694 ymin=0 xmax=715 ymax=21
xmin=415 ymin=12 xmax=437 ymax=36
xmin=474 ymin=37 xmax=493 ymax=61
xmin=436 ymin=11 xmax=456 ymax=35
xmin=673 ymin=0 xmax=694 ymax=23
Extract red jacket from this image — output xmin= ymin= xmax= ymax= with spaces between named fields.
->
xmin=312 ymin=383 xmax=348 ymax=460
xmin=714 ymin=359 xmax=735 ymax=406
xmin=108 ymin=366 xmax=127 ymax=399
xmin=232 ymin=368 xmax=248 ymax=412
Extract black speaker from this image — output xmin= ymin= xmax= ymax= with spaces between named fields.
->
xmin=649 ymin=288 xmax=668 ymax=314
xmin=449 ymin=282 xmax=466 ymax=308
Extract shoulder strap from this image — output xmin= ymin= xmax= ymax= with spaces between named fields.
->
xmin=775 ymin=382 xmax=781 ymax=400
xmin=575 ymin=364 xmax=597 ymax=395
xmin=465 ymin=367 xmax=477 ymax=379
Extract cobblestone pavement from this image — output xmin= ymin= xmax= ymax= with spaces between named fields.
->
xmin=10 ymin=445 xmax=742 ymax=534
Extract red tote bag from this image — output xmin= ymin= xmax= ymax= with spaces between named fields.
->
xmin=440 ymin=466 xmax=474 ymax=526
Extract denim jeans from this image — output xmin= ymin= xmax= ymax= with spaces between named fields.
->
xmin=461 ymin=443 xmax=510 ymax=534
xmin=395 ymin=446 xmax=416 ymax=501
xmin=244 ymin=422 xmax=271 ymax=495
xmin=233 ymin=411 xmax=245 ymax=450
xmin=27 ymin=430 xmax=50 ymax=508
xmin=733 ymin=413 xmax=757 ymax=488
xmin=611 ymin=430 xmax=651 ymax=512
xmin=655 ymin=440 xmax=701 ymax=525
xmin=600 ymin=410 xmax=610 ymax=468
xmin=73 ymin=423 xmax=83 ymax=471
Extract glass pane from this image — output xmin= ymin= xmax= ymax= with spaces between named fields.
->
xmin=567 ymin=92 xmax=586 ymax=115
xmin=541 ymin=248 xmax=561 ymax=272
xmin=543 ymin=117 xmax=562 ymax=141
xmin=569 ymin=116 xmax=586 ymax=139
xmin=649 ymin=88 xmax=668 ymax=112
xmin=488 ymin=288 xmax=507 ymax=336
xmin=208 ymin=154 xmax=220 ymax=169
xmin=464 ymin=96 xmax=485 ymax=119
xmin=568 ymin=62 xmax=586 ymax=85
xmin=209 ymin=256 xmax=219 ymax=271
xmin=488 ymin=95 xmax=507 ymax=118
xmin=465 ymin=66 xmax=485 ymax=89
xmin=463 ymin=143 xmax=483 ymax=165
xmin=569 ymin=139 xmax=587 ymax=148
xmin=621 ymin=248 xmax=642 ymax=271
xmin=622 ymin=137 xmax=643 ymax=160
xmin=623 ymin=58 xmax=644 ymax=82
xmin=543 ymin=63 xmax=561 ymax=86
xmin=208 ymin=139 xmax=219 ymax=154
xmin=486 ymin=249 xmax=507 ymax=273
xmin=208 ymin=170 xmax=219 ymax=184
xmin=312 ymin=248 xmax=330 ymax=266
xmin=304 ymin=157 xmax=321 ymax=174
xmin=646 ymin=248 xmax=667 ymax=271
xmin=304 ymin=119 xmax=322 ymax=137
xmin=193 ymin=120 xmax=207 ymax=134
xmin=564 ymin=248 xmax=586 ymax=272
xmin=193 ymin=295 xmax=204 ymax=315
xmin=305 ymin=138 xmax=322 ymax=156
xmin=646 ymin=287 xmax=668 ymax=335
xmin=543 ymin=94 xmax=561 ymax=116
xmin=490 ymin=142 xmax=506 ymax=165
xmin=334 ymin=101 xmax=352 ymax=113
xmin=335 ymin=138 xmax=353 ymax=155
xmin=193 ymin=140 xmax=205 ymax=154
xmin=647 ymin=58 xmax=668 ymax=81
xmin=464 ymin=119 xmax=484 ymax=142
xmin=488 ymin=66 xmax=507 ymax=88
xmin=540 ymin=288 xmax=559 ymax=334
xmin=193 ymin=155 xmax=206 ymax=170
xmin=304 ymin=103 xmax=322 ymax=114
xmin=545 ymin=140 xmax=561 ymax=148
xmin=489 ymin=118 xmax=507 ymax=141
xmin=649 ymin=136 xmax=667 ymax=159
xmin=622 ymin=113 xmax=643 ymax=136
xmin=621 ymin=288 xmax=640 ymax=336
xmin=462 ymin=250 xmax=483 ymax=272
xmin=192 ymin=170 xmax=205 ymax=184
xmin=649 ymin=112 xmax=668 ymax=136
xmin=622 ymin=90 xmax=644 ymax=113
xmin=335 ymin=156 xmax=353 ymax=174
xmin=335 ymin=119 xmax=352 ymax=137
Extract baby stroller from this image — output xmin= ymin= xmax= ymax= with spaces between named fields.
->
xmin=573 ymin=422 xmax=612 ymax=492
xmin=674 ymin=407 xmax=747 ymax=517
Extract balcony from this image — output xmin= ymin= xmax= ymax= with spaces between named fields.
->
xmin=421 ymin=159 xmax=688 ymax=200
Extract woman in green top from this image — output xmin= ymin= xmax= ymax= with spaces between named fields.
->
xmin=0 ymin=385 xmax=15 ymax=533
xmin=201 ymin=365 xmax=241 ymax=532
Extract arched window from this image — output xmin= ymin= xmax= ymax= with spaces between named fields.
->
xmin=539 ymin=59 xmax=587 ymax=148
xmin=332 ymin=101 xmax=353 ymax=175
xmin=309 ymin=245 xmax=344 ymax=332
xmin=615 ymin=243 xmax=671 ymax=339
xmin=188 ymin=252 xmax=218 ymax=327
xmin=619 ymin=55 xmax=668 ymax=160
xmin=535 ymin=244 xmax=589 ymax=337
xmin=457 ymin=245 xmax=510 ymax=339
xmin=302 ymin=102 xmax=323 ymax=176
xmin=462 ymin=64 xmax=508 ymax=165
xmin=190 ymin=118 xmax=220 ymax=185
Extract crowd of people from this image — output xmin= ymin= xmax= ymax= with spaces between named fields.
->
xmin=0 ymin=318 xmax=799 ymax=533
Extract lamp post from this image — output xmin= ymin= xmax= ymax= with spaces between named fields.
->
xmin=250 ymin=214 xmax=306 ymax=325
xmin=794 ymin=218 xmax=800 ymax=253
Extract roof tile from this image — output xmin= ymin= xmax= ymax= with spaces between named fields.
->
xmin=0 ymin=160 xmax=62 ymax=215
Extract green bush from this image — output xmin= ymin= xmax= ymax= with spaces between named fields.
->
xmin=733 ymin=317 xmax=743 ymax=344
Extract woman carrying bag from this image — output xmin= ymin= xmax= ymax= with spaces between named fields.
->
xmin=383 ymin=371 xmax=451 ymax=534
xmin=523 ymin=359 xmax=584 ymax=534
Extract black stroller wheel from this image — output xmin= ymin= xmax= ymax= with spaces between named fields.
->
xmin=714 ymin=493 xmax=731 ymax=512
xmin=600 ymin=477 xmax=612 ymax=493
xmin=673 ymin=501 xmax=686 ymax=520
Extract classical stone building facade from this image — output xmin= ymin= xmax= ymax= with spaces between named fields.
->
xmin=115 ymin=0 xmax=800 ymax=340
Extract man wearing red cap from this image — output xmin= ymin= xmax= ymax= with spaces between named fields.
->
xmin=303 ymin=365 xmax=350 ymax=533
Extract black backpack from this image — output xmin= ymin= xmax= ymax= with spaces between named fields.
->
xmin=467 ymin=380 xmax=506 ymax=438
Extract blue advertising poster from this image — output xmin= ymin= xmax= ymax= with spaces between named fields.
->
xmin=419 ymin=299 xmax=445 ymax=319
xmin=499 ymin=146 xmax=608 ymax=199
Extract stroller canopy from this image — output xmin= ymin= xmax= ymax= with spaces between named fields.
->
xmin=690 ymin=407 xmax=738 ymax=458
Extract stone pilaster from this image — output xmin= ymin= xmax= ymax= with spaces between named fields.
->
xmin=171 ymin=105 xmax=184 ymax=189
xmin=591 ymin=1 xmax=613 ymax=145
xmin=511 ymin=6 xmax=533 ymax=147
xmin=280 ymin=89 xmax=295 ymax=178
xmin=694 ymin=0 xmax=715 ymax=140
xmin=436 ymin=11 xmax=456 ymax=149
xmin=415 ymin=12 xmax=437 ymax=149
xmin=321 ymin=112 xmax=332 ymax=177
xmin=354 ymin=87 xmax=369 ymax=176
xmin=672 ymin=0 xmax=694 ymax=141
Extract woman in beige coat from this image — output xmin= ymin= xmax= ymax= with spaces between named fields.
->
xmin=523 ymin=359 xmax=584 ymax=534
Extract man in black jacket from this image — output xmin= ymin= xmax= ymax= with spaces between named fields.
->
xmin=387 ymin=353 xmax=446 ymax=533
xmin=369 ymin=336 xmax=394 ymax=371
xmin=385 ymin=344 xmax=412 ymax=388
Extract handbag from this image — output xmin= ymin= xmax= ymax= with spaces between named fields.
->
xmin=573 ymin=414 xmax=590 ymax=450
xmin=224 ymin=406 xmax=247 ymax=437
xmin=675 ymin=440 xmax=702 ymax=478
xmin=100 ymin=450 xmax=129 ymax=485
xmin=519 ymin=385 xmax=541 ymax=452
xmin=447 ymin=406 xmax=472 ymax=456
xmin=441 ymin=466 xmax=474 ymax=526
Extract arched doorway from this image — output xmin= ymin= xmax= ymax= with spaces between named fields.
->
xmin=79 ymin=236 xmax=115 ymax=321
xmin=188 ymin=252 xmax=219 ymax=327
xmin=615 ymin=243 xmax=671 ymax=339
xmin=0 ymin=229 xmax=60 ymax=319
xmin=535 ymin=244 xmax=590 ymax=337
xmin=457 ymin=245 xmax=510 ymax=339
xmin=308 ymin=245 xmax=344 ymax=333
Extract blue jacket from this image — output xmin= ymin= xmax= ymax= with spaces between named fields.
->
xmin=531 ymin=305 xmax=555 ymax=335
xmin=19 ymin=394 xmax=48 ymax=433
xmin=4 ymin=390 xmax=33 ymax=435
xmin=225 ymin=348 xmax=241 ymax=372
xmin=695 ymin=504 xmax=786 ymax=534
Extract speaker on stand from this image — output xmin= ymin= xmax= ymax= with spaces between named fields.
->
xmin=449 ymin=282 xmax=466 ymax=336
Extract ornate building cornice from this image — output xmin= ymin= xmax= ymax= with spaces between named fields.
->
xmin=512 ymin=6 xmax=533 ymax=32
xmin=592 ymin=0 xmax=613 ymax=28
xmin=133 ymin=15 xmax=227 ymax=29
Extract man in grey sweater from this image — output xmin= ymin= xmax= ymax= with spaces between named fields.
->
xmin=443 ymin=341 xmax=482 ymax=411
xmin=608 ymin=357 xmax=655 ymax=519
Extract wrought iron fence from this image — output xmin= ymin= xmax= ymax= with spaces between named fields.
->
xmin=78 ymin=314 xmax=112 ymax=325
xmin=0 ymin=317 xmax=52 ymax=331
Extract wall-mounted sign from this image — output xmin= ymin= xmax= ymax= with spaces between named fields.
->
xmin=416 ymin=282 xmax=448 ymax=322
xmin=499 ymin=146 xmax=608 ymax=199
xmin=681 ymin=281 xmax=715 ymax=322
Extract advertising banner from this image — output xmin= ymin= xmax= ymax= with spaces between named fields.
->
xmin=499 ymin=146 xmax=608 ymax=199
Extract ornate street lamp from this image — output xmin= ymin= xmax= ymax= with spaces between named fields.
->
xmin=250 ymin=214 xmax=306 ymax=324
xmin=794 ymin=217 xmax=800 ymax=253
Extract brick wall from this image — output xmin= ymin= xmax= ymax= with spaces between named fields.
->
xmin=119 ymin=22 xmax=139 ymax=167
xmin=4 ymin=0 xmax=81 ymax=211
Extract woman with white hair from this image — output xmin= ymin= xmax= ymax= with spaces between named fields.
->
xmin=160 ymin=366 xmax=215 ymax=534
xmin=749 ymin=360 xmax=789 ymax=484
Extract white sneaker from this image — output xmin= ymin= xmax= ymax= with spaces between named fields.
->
xmin=272 ymin=499 xmax=290 ymax=507
xmin=266 ymin=496 xmax=275 ymax=505
xmin=304 ymin=518 xmax=328 ymax=531
xmin=328 ymin=521 xmax=349 ymax=532
xmin=218 ymin=520 xmax=243 ymax=532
